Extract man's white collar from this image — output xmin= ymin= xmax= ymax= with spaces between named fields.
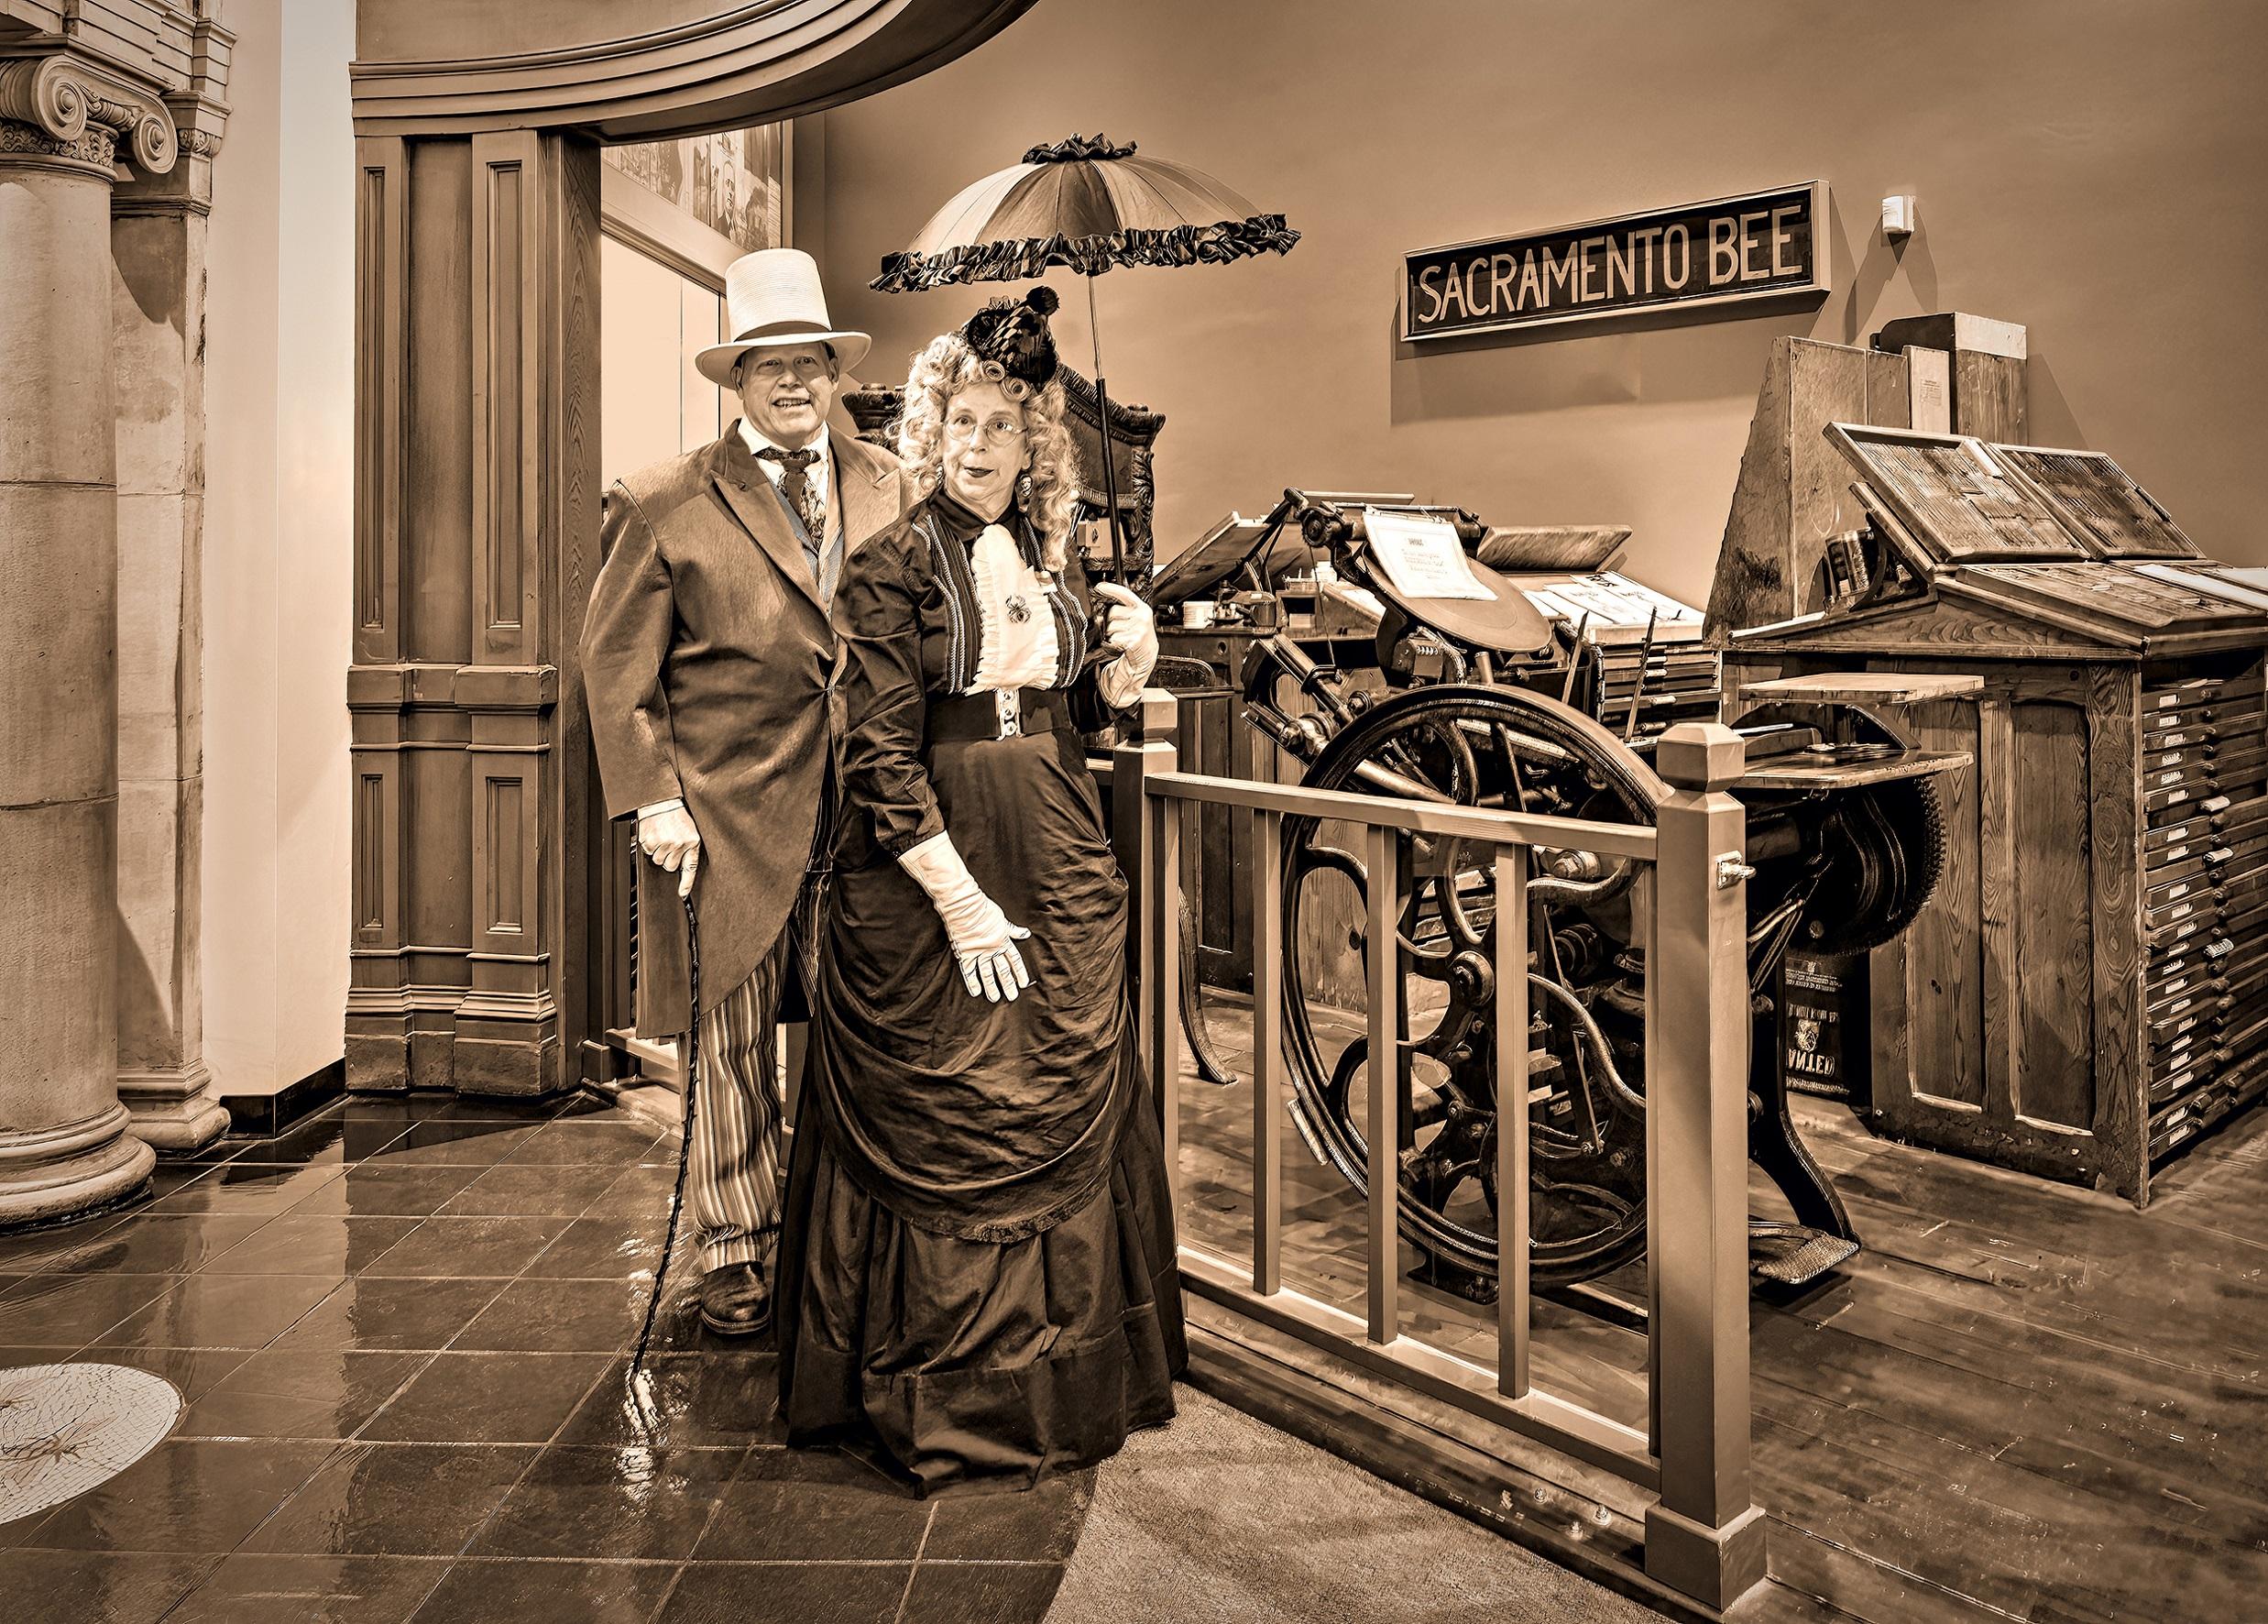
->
xmin=739 ymin=420 xmax=831 ymax=465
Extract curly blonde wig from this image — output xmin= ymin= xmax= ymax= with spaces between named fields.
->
xmin=897 ymin=333 xmax=1082 ymax=574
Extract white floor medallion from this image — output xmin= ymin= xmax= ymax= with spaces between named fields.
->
xmin=0 ymin=1363 xmax=182 ymax=1524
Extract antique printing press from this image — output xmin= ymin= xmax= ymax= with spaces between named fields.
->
xmin=1145 ymin=492 xmax=1967 ymax=1300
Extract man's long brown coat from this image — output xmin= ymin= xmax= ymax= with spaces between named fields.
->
xmin=581 ymin=427 xmax=915 ymax=1036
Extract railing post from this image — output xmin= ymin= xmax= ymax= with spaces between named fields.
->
xmin=1112 ymin=690 xmax=1181 ymax=1139
xmin=1112 ymin=691 xmax=1180 ymax=989
xmin=1363 ymin=822 xmax=1402 ymax=1344
xmin=1643 ymin=723 xmax=1768 ymax=1610
xmin=1494 ymin=844 xmax=1530 ymax=1399
xmin=1251 ymin=806 xmax=1285 ymax=1296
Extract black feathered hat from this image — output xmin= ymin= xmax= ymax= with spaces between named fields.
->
xmin=959 ymin=285 xmax=1060 ymax=391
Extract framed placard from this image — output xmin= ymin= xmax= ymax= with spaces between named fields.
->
xmin=1362 ymin=509 xmax=1496 ymax=600
xmin=1404 ymin=181 xmax=1828 ymax=341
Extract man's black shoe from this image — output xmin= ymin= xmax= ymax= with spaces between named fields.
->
xmin=697 ymin=1261 xmax=772 ymax=1336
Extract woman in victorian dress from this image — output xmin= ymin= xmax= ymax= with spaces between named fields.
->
xmin=774 ymin=289 xmax=1186 ymax=1492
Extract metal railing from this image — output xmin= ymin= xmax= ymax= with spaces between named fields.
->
xmin=1103 ymin=697 xmax=1766 ymax=1611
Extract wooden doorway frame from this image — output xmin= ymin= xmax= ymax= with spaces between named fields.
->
xmin=344 ymin=2 xmax=1035 ymax=1095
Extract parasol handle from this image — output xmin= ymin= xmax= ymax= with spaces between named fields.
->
xmin=1094 ymin=373 xmax=1127 ymax=583
xmin=1084 ymin=275 xmax=1127 ymax=584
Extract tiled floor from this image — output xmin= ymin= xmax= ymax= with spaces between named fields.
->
xmin=0 ymin=1093 xmax=1086 ymax=1623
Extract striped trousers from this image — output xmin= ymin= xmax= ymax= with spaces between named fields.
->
xmin=686 ymin=923 xmax=794 ymax=1273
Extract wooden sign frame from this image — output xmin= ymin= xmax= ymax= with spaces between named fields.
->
xmin=1403 ymin=181 xmax=1829 ymax=342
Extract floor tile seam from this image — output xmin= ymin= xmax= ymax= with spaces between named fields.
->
xmin=85 ymin=1281 xmax=365 ymax=1360
xmin=126 ymin=1545 xmax=234 ymax=1624
xmin=389 ymin=1557 xmax=467 ymax=1624
xmin=906 ymin=1558 xmax=1066 ymax=1567
xmin=13 ymin=1270 xmax=194 ymax=1346
xmin=262 ymin=1436 xmax=544 ymax=1450
xmin=345 ymin=1346 xmax=597 ymax=1443
xmin=354 ymin=1206 xmax=569 ymax=1279
xmin=674 ymin=1388 xmax=765 ymax=1564
xmin=300 ymin=1270 xmax=517 ymax=1365
xmin=505 ymin=1187 xmax=641 ymax=1280
xmin=126 ymin=1435 xmax=364 ymax=1593
xmin=182 ymin=1207 xmax=320 ymax=1277
xmin=199 ymin=1344 xmax=444 ymax=1441
xmin=441 ymin=1349 xmax=622 ymax=1559
xmin=4 ymin=1208 xmax=267 ymax=1278
xmin=392 ymin=1554 xmax=988 ymax=1570
xmin=647 ymin=1558 xmax=696 ymax=1623
xmin=218 ymin=1122 xmax=418 ymax=1171
xmin=432 ymin=1303 xmax=617 ymax=1359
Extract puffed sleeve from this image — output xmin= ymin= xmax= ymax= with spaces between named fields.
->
xmin=831 ymin=527 xmax=948 ymax=857
xmin=581 ymin=483 xmax=685 ymax=818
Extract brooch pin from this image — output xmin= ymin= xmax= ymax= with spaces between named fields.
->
xmin=1005 ymin=594 xmax=1032 ymax=624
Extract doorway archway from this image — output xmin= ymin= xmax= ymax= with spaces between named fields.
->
xmin=344 ymin=1 xmax=1036 ymax=1094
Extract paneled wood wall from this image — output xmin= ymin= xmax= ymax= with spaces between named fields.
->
xmin=346 ymin=129 xmax=603 ymax=1096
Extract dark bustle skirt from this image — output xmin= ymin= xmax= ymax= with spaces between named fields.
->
xmin=775 ymin=1082 xmax=1184 ymax=1494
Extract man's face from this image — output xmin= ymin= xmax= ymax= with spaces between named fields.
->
xmin=736 ymin=343 xmax=839 ymax=448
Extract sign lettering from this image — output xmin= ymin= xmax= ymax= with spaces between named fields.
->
xmin=1405 ymin=182 xmax=1828 ymax=341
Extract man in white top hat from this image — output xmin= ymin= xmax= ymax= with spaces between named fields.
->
xmin=583 ymin=248 xmax=915 ymax=1335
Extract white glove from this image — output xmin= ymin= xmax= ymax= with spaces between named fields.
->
xmin=638 ymin=803 xmax=702 ymax=899
xmin=1090 ymin=582 xmax=1157 ymax=708
xmin=899 ymin=832 xmax=1032 ymax=1003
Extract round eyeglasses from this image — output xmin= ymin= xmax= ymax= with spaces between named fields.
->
xmin=945 ymin=412 xmax=1027 ymax=447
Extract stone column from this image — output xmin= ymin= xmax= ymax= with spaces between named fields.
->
xmin=111 ymin=34 xmax=232 ymax=1153
xmin=0 ymin=49 xmax=182 ymax=1226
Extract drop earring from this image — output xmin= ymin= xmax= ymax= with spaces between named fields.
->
xmin=1015 ymin=471 xmax=1035 ymax=511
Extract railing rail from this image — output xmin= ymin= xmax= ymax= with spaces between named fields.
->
xmin=1107 ymin=697 xmax=1766 ymax=1611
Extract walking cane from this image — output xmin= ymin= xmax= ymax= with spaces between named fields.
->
xmin=627 ymin=888 xmax=703 ymax=1430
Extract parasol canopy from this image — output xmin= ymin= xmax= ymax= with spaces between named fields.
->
xmin=872 ymin=133 xmax=1298 ymax=291
xmin=873 ymin=135 xmax=1297 ymax=580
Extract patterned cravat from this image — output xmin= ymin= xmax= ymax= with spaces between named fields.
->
xmin=755 ymin=444 xmax=826 ymax=544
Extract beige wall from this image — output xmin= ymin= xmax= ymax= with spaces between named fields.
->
xmin=203 ymin=0 xmax=356 ymax=1095
xmin=600 ymin=235 xmax=729 ymax=484
xmin=811 ymin=0 xmax=2268 ymax=607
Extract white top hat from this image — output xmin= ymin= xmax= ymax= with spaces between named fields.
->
xmin=695 ymin=247 xmax=872 ymax=386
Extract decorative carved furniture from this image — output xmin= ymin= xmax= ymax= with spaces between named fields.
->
xmin=844 ymin=365 xmax=1166 ymax=575
xmin=841 ymin=383 xmax=901 ymax=447
xmin=1057 ymin=366 xmax=1165 ymax=576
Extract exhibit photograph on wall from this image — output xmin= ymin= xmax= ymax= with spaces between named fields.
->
xmin=604 ymin=124 xmax=790 ymax=254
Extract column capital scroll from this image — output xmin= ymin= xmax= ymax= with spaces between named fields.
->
xmin=0 ymin=47 xmax=178 ymax=175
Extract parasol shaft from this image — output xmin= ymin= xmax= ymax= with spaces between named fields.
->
xmin=1085 ymin=275 xmax=1126 ymax=582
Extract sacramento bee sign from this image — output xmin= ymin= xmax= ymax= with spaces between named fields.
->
xmin=1404 ymin=182 xmax=1828 ymax=341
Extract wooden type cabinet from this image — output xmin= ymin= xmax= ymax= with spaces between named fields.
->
xmin=1721 ymin=430 xmax=2268 ymax=1203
